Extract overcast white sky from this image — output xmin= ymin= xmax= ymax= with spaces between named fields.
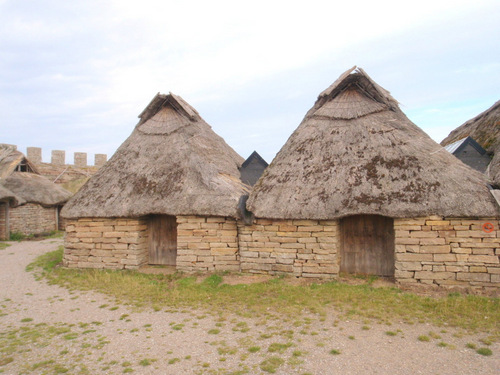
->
xmin=0 ymin=0 xmax=498 ymax=164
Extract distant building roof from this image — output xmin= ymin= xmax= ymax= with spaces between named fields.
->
xmin=444 ymin=136 xmax=486 ymax=155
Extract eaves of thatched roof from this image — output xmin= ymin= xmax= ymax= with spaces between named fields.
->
xmin=247 ymin=67 xmax=499 ymax=220
xmin=62 ymin=93 xmax=248 ymax=219
xmin=0 ymin=184 xmax=25 ymax=206
xmin=2 ymin=172 xmax=72 ymax=206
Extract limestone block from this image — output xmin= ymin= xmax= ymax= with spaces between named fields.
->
xmin=468 ymin=255 xmax=499 ymax=264
xmin=456 ymin=272 xmax=490 ymax=282
xmin=397 ymin=262 xmax=422 ymax=271
xmin=419 ymin=238 xmax=446 ymax=245
xmin=419 ymin=245 xmax=450 ymax=254
xmin=410 ymin=231 xmax=438 ymax=238
xmin=433 ymin=254 xmax=457 ymax=262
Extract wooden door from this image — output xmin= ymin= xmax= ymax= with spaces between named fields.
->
xmin=149 ymin=215 xmax=177 ymax=265
xmin=340 ymin=215 xmax=394 ymax=276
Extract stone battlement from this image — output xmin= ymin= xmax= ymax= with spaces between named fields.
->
xmin=26 ymin=146 xmax=107 ymax=167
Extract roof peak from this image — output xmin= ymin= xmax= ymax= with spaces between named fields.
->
xmin=314 ymin=66 xmax=399 ymax=119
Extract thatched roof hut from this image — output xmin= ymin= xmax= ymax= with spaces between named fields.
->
xmin=247 ymin=66 xmax=499 ymax=219
xmin=0 ymin=145 xmax=71 ymax=206
xmin=2 ymin=172 xmax=72 ymax=206
xmin=62 ymin=93 xmax=248 ymax=219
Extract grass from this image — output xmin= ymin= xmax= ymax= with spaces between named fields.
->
xmin=476 ymin=348 xmax=493 ymax=356
xmin=26 ymin=248 xmax=500 ymax=335
xmin=0 ymin=242 xmax=11 ymax=250
xmin=260 ymin=356 xmax=284 ymax=373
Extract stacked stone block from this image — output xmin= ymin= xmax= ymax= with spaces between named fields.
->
xmin=238 ymin=219 xmax=339 ymax=278
xmin=9 ymin=204 xmax=57 ymax=235
xmin=395 ymin=216 xmax=500 ymax=292
xmin=0 ymin=203 xmax=7 ymax=240
xmin=64 ymin=218 xmax=149 ymax=269
xmin=176 ymin=216 xmax=239 ymax=272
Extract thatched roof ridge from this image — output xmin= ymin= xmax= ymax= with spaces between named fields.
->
xmin=62 ymin=93 xmax=248 ymax=219
xmin=2 ymin=172 xmax=72 ymax=206
xmin=247 ymin=68 xmax=499 ymax=220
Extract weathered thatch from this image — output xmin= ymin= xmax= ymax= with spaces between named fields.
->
xmin=2 ymin=172 xmax=72 ymax=206
xmin=441 ymin=100 xmax=500 ymax=153
xmin=62 ymin=93 xmax=248 ymax=219
xmin=0 ymin=184 xmax=25 ymax=206
xmin=0 ymin=144 xmax=38 ymax=178
xmin=0 ymin=145 xmax=70 ymax=206
xmin=247 ymin=67 xmax=499 ymax=220
xmin=440 ymin=100 xmax=500 ymax=186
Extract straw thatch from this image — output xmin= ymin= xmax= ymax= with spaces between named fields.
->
xmin=0 ymin=144 xmax=38 ymax=178
xmin=247 ymin=67 xmax=499 ymax=220
xmin=440 ymin=100 xmax=500 ymax=186
xmin=0 ymin=145 xmax=71 ymax=207
xmin=62 ymin=93 xmax=248 ymax=219
xmin=0 ymin=184 xmax=25 ymax=206
xmin=2 ymin=172 xmax=72 ymax=206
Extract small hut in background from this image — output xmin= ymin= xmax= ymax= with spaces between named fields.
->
xmin=443 ymin=136 xmax=491 ymax=173
xmin=240 ymin=151 xmax=269 ymax=186
xmin=441 ymin=100 xmax=500 ymax=187
xmin=0 ymin=144 xmax=72 ymax=239
xmin=62 ymin=93 xmax=249 ymax=271
xmin=242 ymin=67 xmax=499 ymax=291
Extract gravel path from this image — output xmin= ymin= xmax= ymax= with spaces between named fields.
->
xmin=0 ymin=239 xmax=498 ymax=374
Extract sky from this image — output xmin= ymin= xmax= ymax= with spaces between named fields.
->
xmin=0 ymin=0 xmax=499 ymax=165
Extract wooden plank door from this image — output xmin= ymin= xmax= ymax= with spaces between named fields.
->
xmin=149 ymin=215 xmax=177 ymax=265
xmin=340 ymin=215 xmax=394 ymax=276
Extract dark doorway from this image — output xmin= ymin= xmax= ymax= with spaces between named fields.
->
xmin=340 ymin=215 xmax=394 ymax=276
xmin=149 ymin=215 xmax=177 ymax=265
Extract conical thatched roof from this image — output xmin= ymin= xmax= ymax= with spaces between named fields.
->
xmin=440 ymin=100 xmax=500 ymax=186
xmin=0 ymin=145 xmax=71 ymax=207
xmin=247 ymin=67 xmax=499 ymax=220
xmin=62 ymin=93 xmax=248 ymax=219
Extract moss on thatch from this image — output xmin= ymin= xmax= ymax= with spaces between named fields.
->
xmin=62 ymin=93 xmax=248 ymax=219
xmin=247 ymin=67 xmax=499 ymax=220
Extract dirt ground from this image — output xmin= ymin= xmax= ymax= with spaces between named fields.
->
xmin=0 ymin=239 xmax=498 ymax=374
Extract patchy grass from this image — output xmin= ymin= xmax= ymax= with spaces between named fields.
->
xmin=260 ymin=356 xmax=284 ymax=373
xmin=0 ymin=242 xmax=11 ymax=250
xmin=476 ymin=348 xmax=493 ymax=356
xmin=26 ymin=248 xmax=500 ymax=335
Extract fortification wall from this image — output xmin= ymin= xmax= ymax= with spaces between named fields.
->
xmin=23 ymin=146 xmax=108 ymax=188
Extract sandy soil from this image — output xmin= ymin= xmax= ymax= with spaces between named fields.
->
xmin=0 ymin=239 xmax=498 ymax=374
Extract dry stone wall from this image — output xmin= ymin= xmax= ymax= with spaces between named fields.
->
xmin=395 ymin=216 xmax=500 ymax=292
xmin=238 ymin=219 xmax=339 ymax=278
xmin=176 ymin=216 xmax=239 ymax=272
xmin=64 ymin=218 xmax=148 ymax=269
xmin=0 ymin=203 xmax=7 ymax=240
xmin=9 ymin=204 xmax=57 ymax=235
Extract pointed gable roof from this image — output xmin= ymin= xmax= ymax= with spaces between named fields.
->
xmin=62 ymin=93 xmax=248 ymax=219
xmin=247 ymin=67 xmax=499 ymax=220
